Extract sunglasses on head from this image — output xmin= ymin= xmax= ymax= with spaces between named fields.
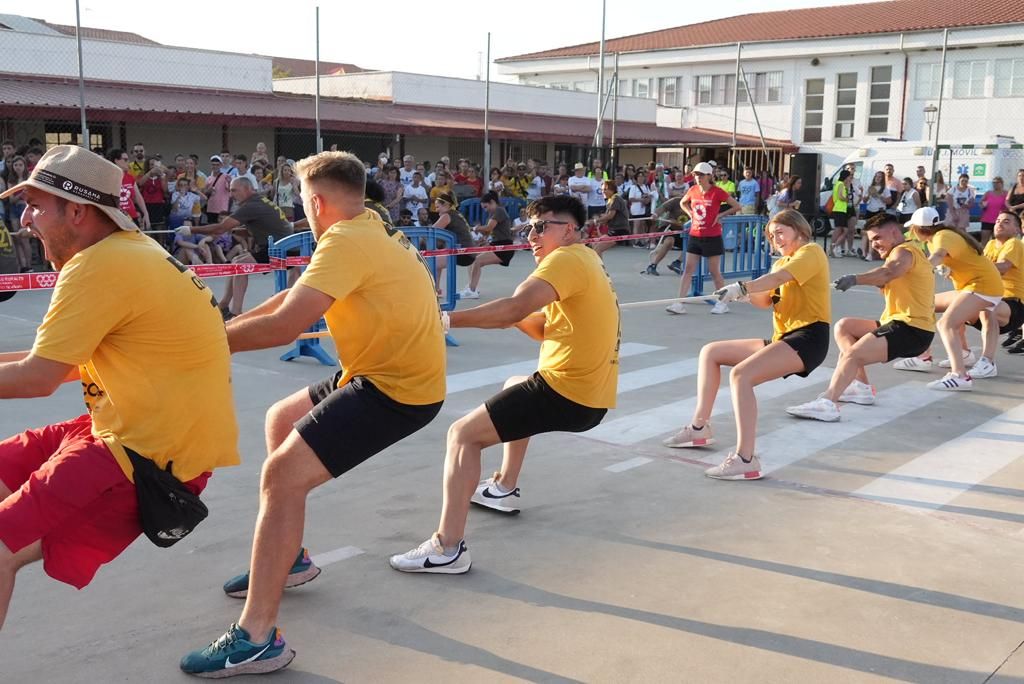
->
xmin=526 ymin=219 xmax=571 ymax=235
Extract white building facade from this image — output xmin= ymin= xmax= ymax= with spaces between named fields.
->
xmin=498 ymin=19 xmax=1024 ymax=175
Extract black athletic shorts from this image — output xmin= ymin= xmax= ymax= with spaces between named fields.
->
xmin=686 ymin=235 xmax=725 ymax=257
xmin=491 ymin=239 xmax=515 ymax=266
xmin=671 ymin=233 xmax=684 ymax=249
xmin=969 ymin=297 xmax=1024 ymax=335
xmin=873 ymin=320 xmax=934 ymax=361
xmin=296 ymin=373 xmax=443 ymax=478
xmin=456 ymin=254 xmax=476 ymax=267
xmin=765 ymin=321 xmax=830 ymax=378
xmin=608 ymin=227 xmax=631 ymax=237
xmin=484 ymin=372 xmax=607 ymax=443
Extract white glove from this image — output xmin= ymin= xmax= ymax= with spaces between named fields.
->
xmin=440 ymin=311 xmax=450 ymax=333
xmin=175 ymin=225 xmax=192 ymax=237
xmin=934 ymin=264 xmax=951 ymax=279
xmin=714 ymin=281 xmax=748 ymax=303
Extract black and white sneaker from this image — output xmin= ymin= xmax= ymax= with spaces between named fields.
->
xmin=389 ymin=534 xmax=471 ymax=574
xmin=471 ymin=474 xmax=521 ymax=514
xmin=1002 ymin=331 xmax=1022 ymax=348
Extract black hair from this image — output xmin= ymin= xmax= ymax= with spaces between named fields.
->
xmin=106 ymin=148 xmax=125 ymax=163
xmin=527 ymin=194 xmax=587 ymax=229
xmin=481 ymin=191 xmax=499 ymax=204
xmin=863 ymin=212 xmax=901 ymax=232
xmin=399 ymin=208 xmax=413 ymax=217
xmin=364 ymin=179 xmax=385 ymax=203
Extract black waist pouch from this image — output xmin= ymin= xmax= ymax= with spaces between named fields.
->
xmin=124 ymin=447 xmax=208 ymax=548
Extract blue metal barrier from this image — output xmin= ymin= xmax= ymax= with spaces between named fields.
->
xmin=688 ymin=216 xmax=771 ymax=296
xmin=399 ymin=227 xmax=460 ymax=347
xmin=458 ymin=197 xmax=527 ymax=225
xmin=270 ymin=232 xmax=337 ymax=366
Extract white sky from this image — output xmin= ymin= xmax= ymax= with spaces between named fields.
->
xmin=8 ymin=0 xmax=832 ymax=81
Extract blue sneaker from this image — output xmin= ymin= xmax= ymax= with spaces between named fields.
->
xmin=180 ymin=623 xmax=295 ymax=678
xmin=223 ymin=547 xmax=320 ymax=598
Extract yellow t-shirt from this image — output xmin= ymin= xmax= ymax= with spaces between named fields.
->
xmin=880 ymin=242 xmax=936 ymax=332
xmin=771 ymin=242 xmax=831 ymax=341
xmin=298 ymin=210 xmax=446 ymax=405
xmin=931 ymin=230 xmax=1002 ymax=296
xmin=32 ymin=231 xmax=239 ymax=483
xmin=983 ymin=237 xmax=1024 ymax=300
xmin=531 ymin=243 xmax=620 ymax=408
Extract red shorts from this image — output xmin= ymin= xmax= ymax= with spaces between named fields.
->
xmin=0 ymin=415 xmax=210 ymax=589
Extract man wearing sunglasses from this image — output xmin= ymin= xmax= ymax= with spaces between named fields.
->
xmin=391 ymin=194 xmax=620 ymax=573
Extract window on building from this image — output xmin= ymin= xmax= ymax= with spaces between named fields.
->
xmin=694 ymin=75 xmax=710 ymax=105
xmin=834 ymin=72 xmax=857 ymax=139
xmin=953 ymin=60 xmax=987 ymax=98
xmin=995 ymin=58 xmax=1024 ymax=97
xmin=44 ymin=124 xmax=106 ymax=151
xmin=737 ymin=71 xmax=783 ymax=104
xmin=867 ymin=65 xmax=892 ymax=134
xmin=619 ymin=78 xmax=632 ymax=97
xmin=803 ymin=78 xmax=825 ymax=143
xmin=659 ymin=77 xmax=678 ymax=106
xmin=636 ymin=78 xmax=650 ymax=99
xmin=915 ymin=63 xmax=941 ymax=99
xmin=694 ymin=74 xmax=737 ymax=106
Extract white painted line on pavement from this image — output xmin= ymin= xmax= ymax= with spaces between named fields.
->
xmin=743 ymin=382 xmax=944 ymax=476
xmin=616 ymin=358 xmax=700 ymax=393
xmin=586 ymin=366 xmax=832 ymax=446
xmin=311 ymin=546 xmax=365 ymax=567
xmin=853 ymin=400 xmax=1024 ymax=509
xmin=604 ymin=456 xmax=654 ymax=473
xmin=446 ymin=342 xmax=665 ymax=394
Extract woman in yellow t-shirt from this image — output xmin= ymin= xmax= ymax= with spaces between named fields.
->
xmin=899 ymin=207 xmax=1003 ymax=390
xmin=663 ymin=209 xmax=830 ymax=481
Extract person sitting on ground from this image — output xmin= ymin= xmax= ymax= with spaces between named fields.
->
xmin=459 ymin=191 xmax=516 ymax=300
xmin=786 ymin=213 xmax=936 ymax=421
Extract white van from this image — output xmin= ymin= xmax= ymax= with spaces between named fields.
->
xmin=820 ymin=140 xmax=1024 ymax=214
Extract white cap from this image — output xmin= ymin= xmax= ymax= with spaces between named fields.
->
xmin=904 ymin=206 xmax=941 ymax=228
xmin=693 ymin=162 xmax=714 ymax=175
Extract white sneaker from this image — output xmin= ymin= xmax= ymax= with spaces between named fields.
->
xmin=458 ymin=288 xmax=480 ymax=300
xmin=663 ymin=423 xmax=715 ymax=448
xmin=705 ymin=452 xmax=763 ymax=481
xmin=389 ymin=534 xmax=471 ymax=574
xmin=893 ymin=356 xmax=933 ymax=372
xmin=938 ymin=349 xmax=976 ymax=368
xmin=838 ymin=380 xmax=876 ymax=405
xmin=968 ymin=357 xmax=998 ymax=378
xmin=470 ymin=474 xmax=521 ymax=514
xmin=710 ymin=301 xmax=729 ymax=315
xmin=665 ymin=302 xmax=687 ymax=315
xmin=926 ymin=372 xmax=973 ymax=391
xmin=786 ymin=396 xmax=841 ymax=422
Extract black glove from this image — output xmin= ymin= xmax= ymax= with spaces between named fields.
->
xmin=832 ymin=274 xmax=857 ymax=292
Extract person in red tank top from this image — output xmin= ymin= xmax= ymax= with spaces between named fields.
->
xmin=666 ymin=162 xmax=740 ymax=315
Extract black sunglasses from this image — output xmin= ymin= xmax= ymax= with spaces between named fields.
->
xmin=526 ymin=219 xmax=571 ymax=235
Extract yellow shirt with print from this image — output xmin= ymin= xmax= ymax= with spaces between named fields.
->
xmin=771 ymin=242 xmax=831 ymax=341
xmin=931 ymin=230 xmax=1002 ymax=296
xmin=298 ymin=210 xmax=446 ymax=405
xmin=32 ymin=231 xmax=239 ymax=483
xmin=880 ymin=242 xmax=936 ymax=332
xmin=983 ymin=237 xmax=1024 ymax=300
xmin=531 ymin=243 xmax=620 ymax=408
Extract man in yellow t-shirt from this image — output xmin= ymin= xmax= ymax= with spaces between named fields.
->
xmin=0 ymin=146 xmax=238 ymax=628
xmin=182 ymin=151 xmax=446 ymax=678
xmin=390 ymin=194 xmax=620 ymax=575
xmin=787 ymin=214 xmax=936 ymax=422
xmin=972 ymin=211 xmax=1024 ymax=350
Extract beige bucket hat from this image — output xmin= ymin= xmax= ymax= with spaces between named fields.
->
xmin=0 ymin=145 xmax=138 ymax=232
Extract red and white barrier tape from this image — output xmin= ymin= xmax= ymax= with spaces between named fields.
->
xmin=1 ymin=230 xmax=712 ymax=292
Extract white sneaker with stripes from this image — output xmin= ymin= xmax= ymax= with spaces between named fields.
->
xmin=926 ymin=372 xmax=973 ymax=391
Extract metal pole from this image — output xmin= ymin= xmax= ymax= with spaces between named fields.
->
xmin=595 ymin=0 xmax=606 ymax=153
xmin=315 ymin=6 xmax=323 ymax=153
xmin=739 ymin=67 xmax=774 ymax=177
xmin=484 ymin=32 xmax=491 ymax=182
xmin=74 ymin=0 xmax=88 ymax=147
xmin=611 ymin=53 xmax=619 ymax=172
xmin=731 ymin=42 xmax=742 ymax=148
xmin=929 ymin=28 xmax=949 ymax=198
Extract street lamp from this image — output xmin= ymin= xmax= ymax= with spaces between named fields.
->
xmin=923 ymin=104 xmax=938 ymax=140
